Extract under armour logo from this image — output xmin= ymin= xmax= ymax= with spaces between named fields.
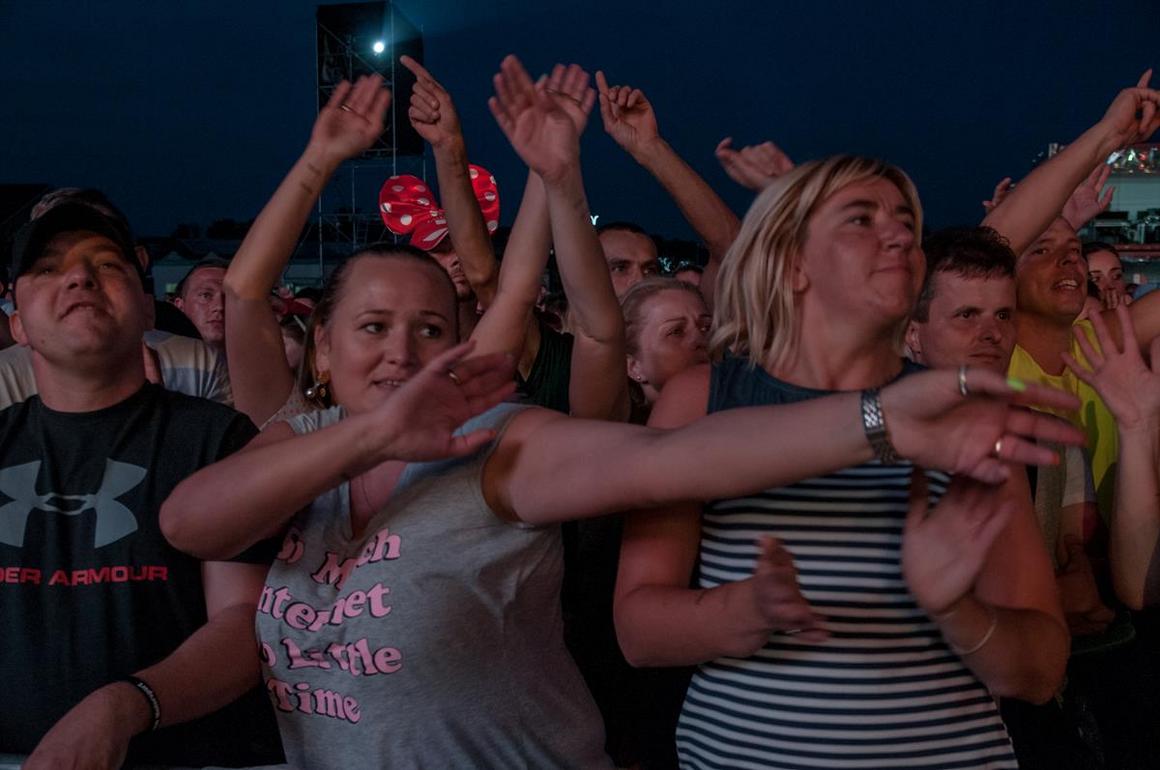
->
xmin=0 ymin=459 xmax=147 ymax=548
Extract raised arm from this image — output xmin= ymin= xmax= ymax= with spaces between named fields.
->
xmin=1064 ymin=303 xmax=1160 ymax=609
xmin=225 ymin=75 xmax=390 ymax=424
xmin=715 ymin=137 xmax=794 ymax=192
xmin=982 ymin=71 xmax=1160 ymax=254
xmin=596 ymin=70 xmax=740 ymax=306
xmin=401 ymin=56 xmax=498 ymax=308
xmin=468 ymin=170 xmax=550 ymax=364
xmin=491 ymin=56 xmax=628 ymax=420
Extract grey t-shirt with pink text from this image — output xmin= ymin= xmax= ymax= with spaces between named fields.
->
xmin=256 ymin=403 xmax=610 ymax=769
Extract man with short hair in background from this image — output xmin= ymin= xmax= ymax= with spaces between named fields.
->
xmin=173 ymin=257 xmax=229 ymax=351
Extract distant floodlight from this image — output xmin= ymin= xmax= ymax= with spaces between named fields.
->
xmin=372 ymin=40 xmax=385 ymax=54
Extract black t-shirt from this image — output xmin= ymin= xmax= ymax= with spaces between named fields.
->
xmin=0 ymin=384 xmax=281 ymax=765
xmin=516 ymin=312 xmax=574 ymax=414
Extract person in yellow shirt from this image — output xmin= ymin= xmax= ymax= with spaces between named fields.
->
xmin=1007 ymin=217 xmax=1119 ymax=513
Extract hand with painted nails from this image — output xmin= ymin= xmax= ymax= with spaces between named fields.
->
xmin=882 ymin=367 xmax=1086 ymax=484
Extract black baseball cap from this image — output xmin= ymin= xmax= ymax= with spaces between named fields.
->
xmin=9 ymin=202 xmax=143 ymax=284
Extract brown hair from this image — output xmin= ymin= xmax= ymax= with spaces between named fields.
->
xmin=298 ymin=244 xmax=458 ymax=408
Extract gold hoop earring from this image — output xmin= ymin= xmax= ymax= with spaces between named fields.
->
xmin=305 ymin=370 xmax=331 ymax=401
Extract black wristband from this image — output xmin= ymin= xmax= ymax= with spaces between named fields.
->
xmin=120 ymin=675 xmax=161 ymax=731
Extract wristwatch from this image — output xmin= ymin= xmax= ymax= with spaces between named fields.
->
xmin=860 ymin=388 xmax=901 ymax=464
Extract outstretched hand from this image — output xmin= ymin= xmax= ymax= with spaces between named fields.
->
xmin=309 ymin=75 xmax=391 ymax=164
xmin=1098 ymin=69 xmax=1160 ymax=152
xmin=981 ymin=177 xmax=1013 ymax=214
xmin=371 ymin=341 xmax=516 ymax=464
xmin=882 ymin=367 xmax=1086 ymax=484
xmin=400 ymin=55 xmax=463 ymax=151
xmin=716 ymin=137 xmax=794 ymax=191
xmin=489 ymin=55 xmax=581 ymax=183
xmin=1063 ymin=164 xmax=1114 ymax=230
xmin=1063 ymin=302 xmax=1160 ymax=431
xmin=749 ymin=536 xmax=828 ymax=643
xmin=595 ymin=71 xmax=660 ymax=156
xmin=542 ymin=63 xmax=597 ymax=136
xmin=902 ymin=471 xmax=1014 ymax=616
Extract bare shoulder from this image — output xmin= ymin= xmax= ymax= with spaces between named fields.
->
xmin=499 ymin=405 xmax=570 ymax=445
xmin=649 ymin=363 xmax=711 ymax=429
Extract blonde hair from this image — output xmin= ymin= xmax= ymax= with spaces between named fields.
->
xmin=620 ymin=276 xmax=705 ymax=357
xmin=710 ymin=155 xmax=922 ymax=369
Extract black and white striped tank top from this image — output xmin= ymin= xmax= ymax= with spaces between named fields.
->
xmin=676 ymin=357 xmax=1018 ymax=769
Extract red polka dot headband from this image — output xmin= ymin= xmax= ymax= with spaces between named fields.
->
xmin=378 ymin=165 xmax=500 ymax=251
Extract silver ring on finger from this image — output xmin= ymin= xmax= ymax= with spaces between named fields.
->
xmin=958 ymin=365 xmax=970 ymax=398
xmin=447 ymin=369 xmax=463 ymax=386
xmin=993 ymin=438 xmax=1004 ymax=458
xmin=340 ymin=104 xmax=355 ymax=113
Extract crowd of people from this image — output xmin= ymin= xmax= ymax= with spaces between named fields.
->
xmin=1 ymin=52 xmax=1160 ymax=770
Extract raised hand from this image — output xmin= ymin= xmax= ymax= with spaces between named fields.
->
xmin=370 ymin=341 xmax=516 ymax=463
xmin=902 ymin=471 xmax=1015 ymax=616
xmin=400 ymin=55 xmax=463 ymax=151
xmin=489 ymin=55 xmax=581 ymax=183
xmin=1063 ymin=302 xmax=1160 ymax=431
xmin=1063 ymin=164 xmax=1114 ymax=230
xmin=1098 ymin=69 xmax=1160 ymax=152
xmin=981 ymin=177 xmax=1013 ymax=214
xmin=309 ymin=75 xmax=391 ymax=164
xmin=716 ymin=137 xmax=794 ymax=191
xmin=882 ymin=367 xmax=1087 ymax=484
xmin=1101 ymin=284 xmax=1131 ymax=310
xmin=595 ymin=71 xmax=660 ymax=156
xmin=542 ymin=63 xmax=597 ymax=136
xmin=749 ymin=536 xmax=828 ymax=643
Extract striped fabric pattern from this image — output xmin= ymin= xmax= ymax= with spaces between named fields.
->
xmin=676 ymin=464 xmax=1018 ymax=770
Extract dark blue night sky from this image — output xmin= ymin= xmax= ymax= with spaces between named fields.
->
xmin=3 ymin=0 xmax=1158 ymax=240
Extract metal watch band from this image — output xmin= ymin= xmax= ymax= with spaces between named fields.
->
xmin=860 ymin=388 xmax=900 ymax=464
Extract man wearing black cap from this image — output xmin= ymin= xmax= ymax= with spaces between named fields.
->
xmin=0 ymin=188 xmax=231 ymax=409
xmin=0 ymin=203 xmax=280 ymax=767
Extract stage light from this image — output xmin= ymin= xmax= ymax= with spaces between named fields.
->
xmin=372 ymin=40 xmax=385 ymax=54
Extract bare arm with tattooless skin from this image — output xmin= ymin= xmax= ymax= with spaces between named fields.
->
xmin=1064 ymin=303 xmax=1160 ymax=610
xmin=223 ymin=75 xmax=390 ymax=425
xmin=596 ymin=71 xmax=740 ymax=308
